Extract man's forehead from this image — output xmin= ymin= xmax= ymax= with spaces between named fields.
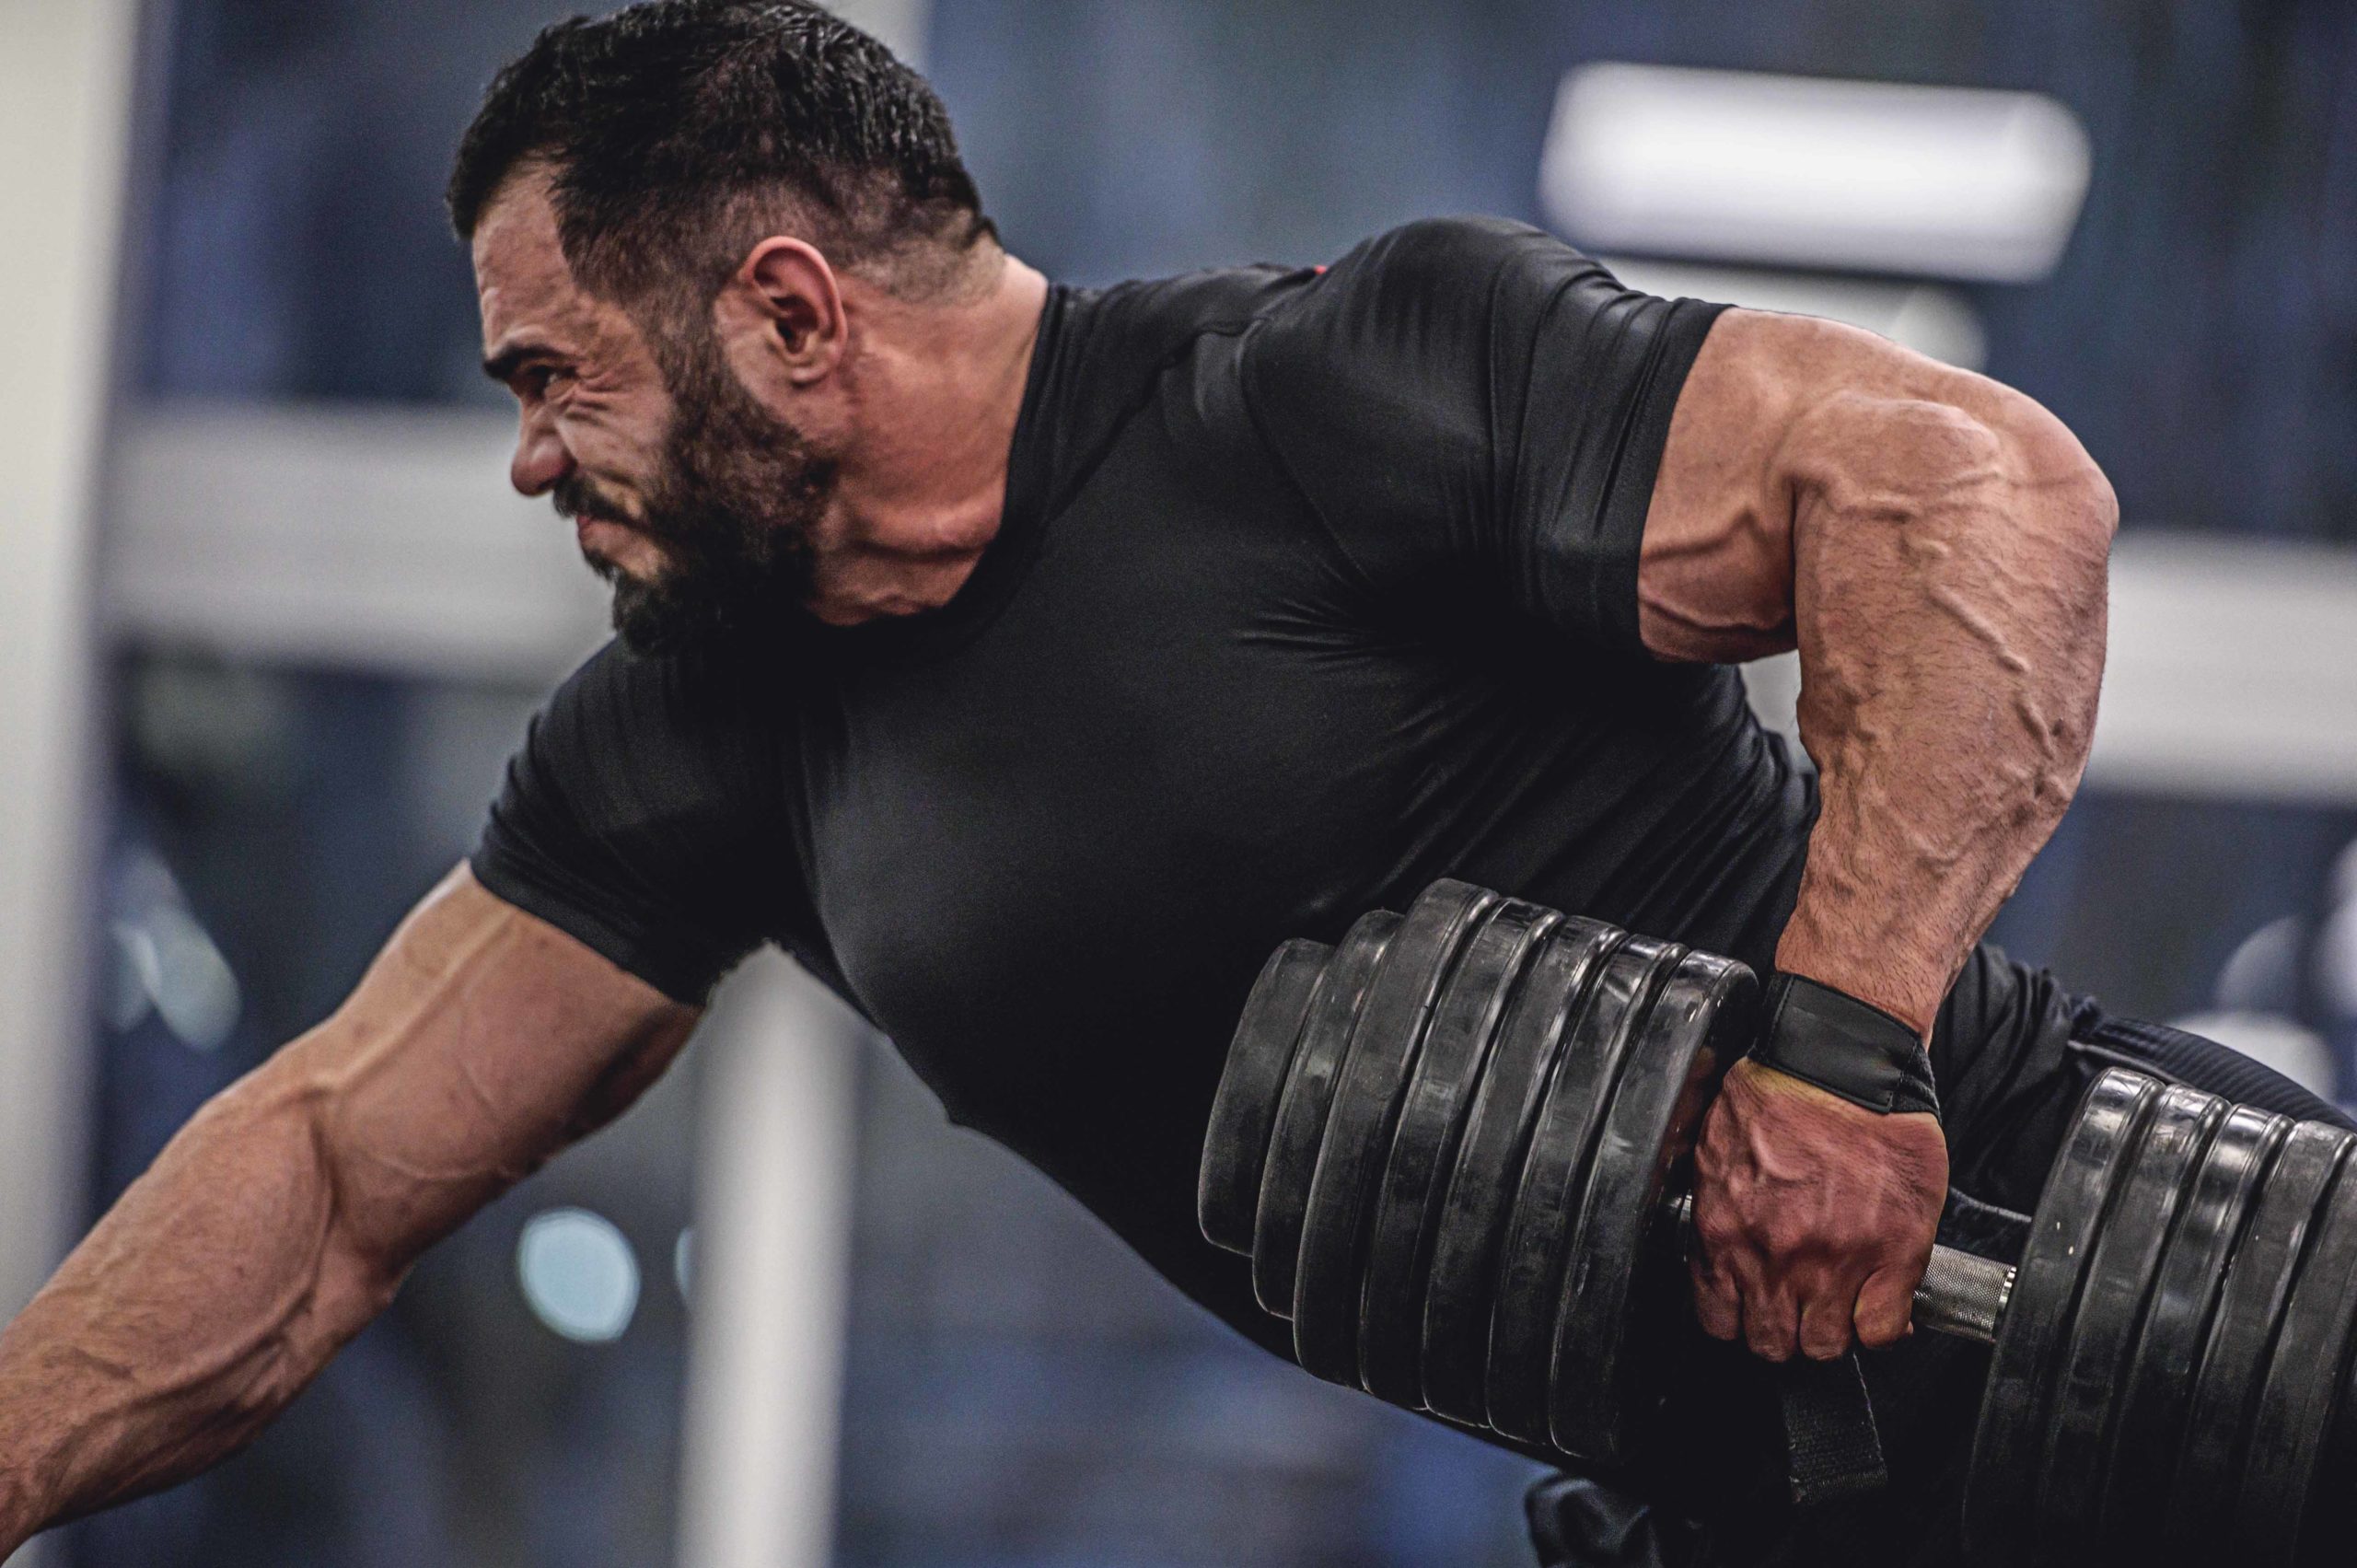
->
xmin=472 ymin=172 xmax=563 ymax=274
xmin=472 ymin=175 xmax=594 ymax=344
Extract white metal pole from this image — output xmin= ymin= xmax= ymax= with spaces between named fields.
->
xmin=0 ymin=0 xmax=143 ymax=1562
xmin=675 ymin=956 xmax=863 ymax=1568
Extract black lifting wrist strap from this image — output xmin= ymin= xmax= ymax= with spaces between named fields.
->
xmin=1750 ymin=973 xmax=1941 ymax=1120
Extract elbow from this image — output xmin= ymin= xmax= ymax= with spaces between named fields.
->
xmin=2076 ymin=449 xmax=2120 ymax=540
xmin=1989 ymin=387 xmax=2118 ymax=563
xmin=1797 ymin=384 xmax=2117 ymax=573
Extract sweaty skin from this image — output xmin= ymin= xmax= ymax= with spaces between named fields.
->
xmin=1638 ymin=308 xmax=2118 ymax=1361
xmin=0 ymin=872 xmax=696 ymax=1551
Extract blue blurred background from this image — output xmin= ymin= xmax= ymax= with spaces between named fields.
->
xmin=5 ymin=1 xmax=2354 ymax=1564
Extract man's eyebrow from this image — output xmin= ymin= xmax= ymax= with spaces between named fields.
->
xmin=481 ymin=342 xmax=558 ymax=383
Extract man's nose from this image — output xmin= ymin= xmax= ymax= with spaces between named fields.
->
xmin=510 ymin=410 xmax=574 ymax=497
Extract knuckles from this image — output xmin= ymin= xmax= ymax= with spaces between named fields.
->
xmin=1686 ymin=1063 xmax=1948 ymax=1359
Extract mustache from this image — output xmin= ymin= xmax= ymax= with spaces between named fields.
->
xmin=550 ymin=474 xmax=634 ymax=526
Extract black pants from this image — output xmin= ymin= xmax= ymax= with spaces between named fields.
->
xmin=1532 ymin=944 xmax=2352 ymax=1568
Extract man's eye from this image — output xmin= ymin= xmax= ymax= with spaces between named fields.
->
xmin=516 ymin=365 xmax=574 ymax=401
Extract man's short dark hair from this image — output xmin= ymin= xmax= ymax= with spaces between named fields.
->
xmin=448 ymin=0 xmax=993 ymax=311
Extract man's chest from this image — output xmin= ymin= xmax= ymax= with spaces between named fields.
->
xmin=802 ymin=482 xmax=1430 ymax=1040
xmin=778 ymin=409 xmax=1655 ymax=1131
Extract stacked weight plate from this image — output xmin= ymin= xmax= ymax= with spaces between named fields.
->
xmin=1203 ymin=878 xmax=2357 ymax=1562
xmin=1198 ymin=878 xmax=1757 ymax=1468
xmin=1965 ymin=1069 xmax=2357 ymax=1565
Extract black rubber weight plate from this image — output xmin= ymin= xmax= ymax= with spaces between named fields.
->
xmin=1251 ymin=911 xmax=1398 ymax=1318
xmin=1200 ymin=938 xmax=1335 ymax=1256
xmin=2031 ymin=1083 xmax=2226 ymax=1566
xmin=1484 ymin=936 xmax=1678 ymax=1446
xmin=1357 ymin=900 xmax=1559 ymax=1405
xmin=2241 ymin=1137 xmax=2357 ymax=1564
xmin=1293 ymin=880 xmax=1498 ymax=1386
xmin=2294 ymin=1226 xmax=2357 ymax=1568
xmin=2099 ymin=1103 xmax=2289 ymax=1559
xmin=1963 ymin=1067 xmax=2163 ymax=1562
xmin=1548 ymin=947 xmax=1756 ymax=1467
xmin=1420 ymin=917 xmax=1625 ymax=1426
xmin=2165 ymin=1119 xmax=2353 ymax=1551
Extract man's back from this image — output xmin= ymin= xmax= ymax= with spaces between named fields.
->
xmin=472 ymin=215 xmax=1816 ymax=1353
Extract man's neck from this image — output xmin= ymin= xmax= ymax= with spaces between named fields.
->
xmin=805 ymin=250 xmax=1051 ymax=625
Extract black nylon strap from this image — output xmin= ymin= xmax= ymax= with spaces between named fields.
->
xmin=1749 ymin=973 xmax=1940 ymax=1119
xmin=1777 ymin=1353 xmax=1890 ymax=1507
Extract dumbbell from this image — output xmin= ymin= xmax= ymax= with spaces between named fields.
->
xmin=1198 ymin=880 xmax=2357 ymax=1566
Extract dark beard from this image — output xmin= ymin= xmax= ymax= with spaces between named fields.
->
xmin=557 ymin=337 xmax=833 ymax=657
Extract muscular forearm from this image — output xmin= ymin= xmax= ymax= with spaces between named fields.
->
xmin=0 ymin=1060 xmax=392 ymax=1548
xmin=0 ymin=872 xmax=697 ymax=1551
xmin=1777 ymin=388 xmax=2117 ymax=1033
xmin=1642 ymin=313 xmax=2100 ymax=1354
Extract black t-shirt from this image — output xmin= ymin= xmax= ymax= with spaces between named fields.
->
xmin=472 ymin=215 xmax=1817 ymax=1371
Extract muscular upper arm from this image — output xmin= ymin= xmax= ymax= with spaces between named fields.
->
xmin=264 ymin=863 xmax=698 ymax=1277
xmin=1635 ymin=308 xmax=2114 ymax=664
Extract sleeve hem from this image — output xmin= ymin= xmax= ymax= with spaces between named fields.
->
xmin=470 ymin=845 xmax=738 ymax=1006
xmin=1595 ymin=297 xmax=1733 ymax=656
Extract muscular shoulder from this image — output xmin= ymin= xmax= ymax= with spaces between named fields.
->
xmin=1022 ymin=261 xmax=1313 ymax=506
xmin=1313 ymin=215 xmax=1577 ymax=299
xmin=473 ymin=638 xmax=794 ymax=1003
xmin=1084 ymin=261 xmax=1309 ymax=359
xmin=1036 ymin=219 xmax=1585 ymax=470
xmin=546 ymin=637 xmax=772 ymax=750
xmin=1245 ymin=216 xmax=1613 ymax=407
xmin=1224 ymin=217 xmax=1725 ymax=650
xmin=517 ymin=641 xmax=784 ymax=822
xmin=1075 ymin=215 xmax=1562 ymax=355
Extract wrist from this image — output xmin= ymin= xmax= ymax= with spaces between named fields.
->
xmin=1749 ymin=972 xmax=1940 ymax=1120
xmin=1773 ymin=906 xmax=1945 ymax=1039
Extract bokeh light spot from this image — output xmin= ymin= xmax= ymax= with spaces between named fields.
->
xmin=517 ymin=1208 xmax=640 ymax=1344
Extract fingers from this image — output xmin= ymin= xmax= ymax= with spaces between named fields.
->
xmin=1689 ymin=1098 xmax=1747 ymax=1342
xmin=1759 ymin=1257 xmax=1926 ymax=1359
xmin=1855 ymin=1261 xmax=1921 ymax=1349
xmin=1689 ymin=1242 xmax=1744 ymax=1342
xmin=1690 ymin=1216 xmax=1880 ymax=1361
xmin=1685 ymin=1061 xmax=1946 ymax=1364
xmin=1694 ymin=1205 xmax=1807 ymax=1362
xmin=1742 ymin=1272 xmax=1801 ymax=1361
xmin=1688 ymin=1184 xmax=1763 ymax=1346
xmin=1797 ymin=1276 xmax=1864 ymax=1362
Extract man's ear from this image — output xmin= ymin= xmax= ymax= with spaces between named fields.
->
xmin=721 ymin=237 xmax=847 ymax=385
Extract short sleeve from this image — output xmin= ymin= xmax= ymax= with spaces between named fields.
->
xmin=470 ymin=641 xmax=790 ymax=1005
xmin=1240 ymin=216 xmax=1726 ymax=654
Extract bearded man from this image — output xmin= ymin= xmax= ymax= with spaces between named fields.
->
xmin=0 ymin=6 xmax=2340 ymax=1564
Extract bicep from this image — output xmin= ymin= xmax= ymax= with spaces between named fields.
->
xmin=281 ymin=864 xmax=698 ymax=1270
xmin=1634 ymin=308 xmax=2064 ymax=664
